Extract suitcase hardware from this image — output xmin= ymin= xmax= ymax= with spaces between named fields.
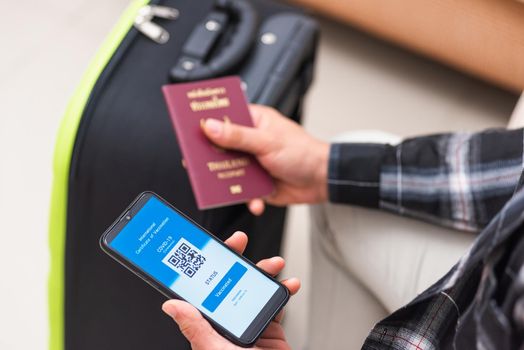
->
xmin=170 ymin=0 xmax=258 ymax=81
xmin=134 ymin=5 xmax=179 ymax=44
xmin=132 ymin=0 xmax=317 ymax=114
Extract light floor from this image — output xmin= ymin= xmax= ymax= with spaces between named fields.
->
xmin=0 ymin=1 xmax=517 ymax=349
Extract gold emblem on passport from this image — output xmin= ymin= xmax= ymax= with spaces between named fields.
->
xmin=229 ymin=185 xmax=243 ymax=194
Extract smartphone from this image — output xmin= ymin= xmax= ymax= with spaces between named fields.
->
xmin=99 ymin=191 xmax=289 ymax=347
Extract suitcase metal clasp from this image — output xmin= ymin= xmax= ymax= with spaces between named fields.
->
xmin=134 ymin=5 xmax=179 ymax=44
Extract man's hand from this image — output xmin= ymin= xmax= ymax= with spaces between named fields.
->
xmin=162 ymin=231 xmax=300 ymax=350
xmin=202 ymin=104 xmax=330 ymax=215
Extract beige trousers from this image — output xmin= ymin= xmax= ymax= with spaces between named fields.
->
xmin=305 ymin=130 xmax=476 ymax=350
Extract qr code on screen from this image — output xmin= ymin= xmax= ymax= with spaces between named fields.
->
xmin=162 ymin=238 xmax=206 ymax=278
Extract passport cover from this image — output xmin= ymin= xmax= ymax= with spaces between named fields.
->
xmin=162 ymin=76 xmax=274 ymax=209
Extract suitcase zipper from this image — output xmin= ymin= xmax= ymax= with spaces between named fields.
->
xmin=134 ymin=5 xmax=179 ymax=44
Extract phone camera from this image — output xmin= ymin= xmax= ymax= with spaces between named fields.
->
xmin=125 ymin=215 xmax=131 ymax=220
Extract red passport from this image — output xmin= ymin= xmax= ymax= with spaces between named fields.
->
xmin=162 ymin=76 xmax=274 ymax=209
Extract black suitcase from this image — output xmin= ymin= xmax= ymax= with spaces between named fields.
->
xmin=48 ymin=0 xmax=318 ymax=349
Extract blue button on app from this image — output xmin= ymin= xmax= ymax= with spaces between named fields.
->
xmin=202 ymin=262 xmax=247 ymax=312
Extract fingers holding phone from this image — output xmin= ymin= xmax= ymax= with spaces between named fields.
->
xmin=163 ymin=231 xmax=299 ymax=350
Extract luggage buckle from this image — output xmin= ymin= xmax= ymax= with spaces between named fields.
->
xmin=134 ymin=5 xmax=179 ymax=44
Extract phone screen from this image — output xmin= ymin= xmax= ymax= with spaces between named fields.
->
xmin=106 ymin=195 xmax=280 ymax=339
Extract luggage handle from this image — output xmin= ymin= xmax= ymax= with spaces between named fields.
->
xmin=170 ymin=0 xmax=258 ymax=81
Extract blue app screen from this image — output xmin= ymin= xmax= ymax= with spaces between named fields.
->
xmin=110 ymin=196 xmax=279 ymax=337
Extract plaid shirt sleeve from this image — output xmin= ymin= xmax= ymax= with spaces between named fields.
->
xmin=328 ymin=128 xmax=524 ymax=231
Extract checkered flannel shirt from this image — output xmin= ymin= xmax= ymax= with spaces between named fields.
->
xmin=328 ymin=127 xmax=524 ymax=349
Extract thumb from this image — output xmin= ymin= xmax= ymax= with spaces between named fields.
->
xmin=163 ymin=300 xmax=229 ymax=349
xmin=203 ymin=118 xmax=271 ymax=156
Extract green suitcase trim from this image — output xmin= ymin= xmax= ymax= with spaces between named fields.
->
xmin=48 ymin=1 xmax=149 ymax=349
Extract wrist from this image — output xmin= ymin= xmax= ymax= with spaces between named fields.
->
xmin=313 ymin=141 xmax=329 ymax=202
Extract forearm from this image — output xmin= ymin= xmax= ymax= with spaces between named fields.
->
xmin=328 ymin=128 xmax=524 ymax=232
